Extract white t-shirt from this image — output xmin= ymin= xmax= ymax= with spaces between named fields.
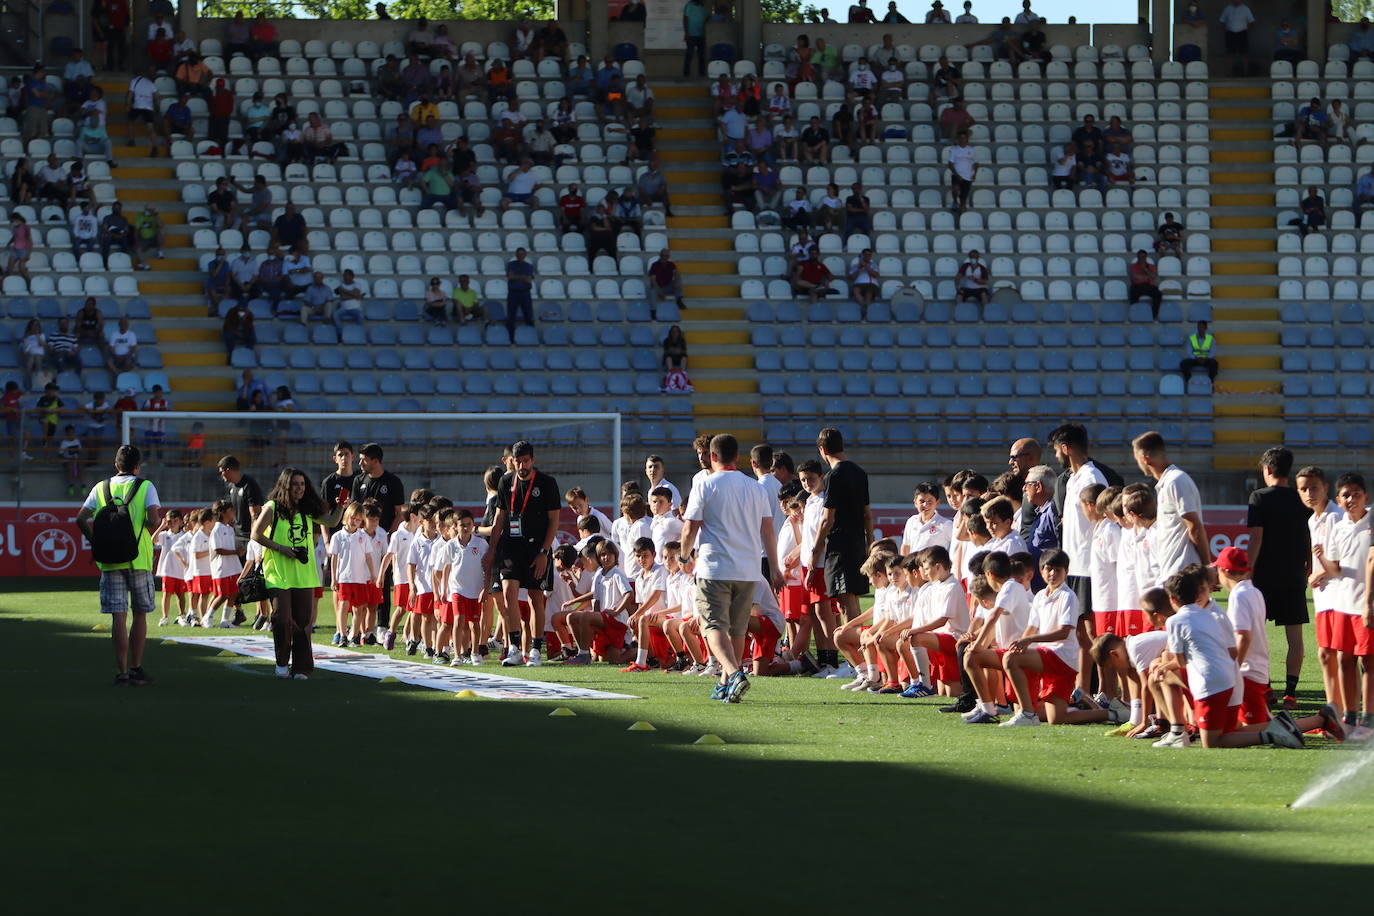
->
xmin=446 ymin=535 xmax=489 ymax=600
xmin=870 ymin=585 xmax=892 ymax=622
xmin=991 ymin=579 xmax=1032 ymax=647
xmin=1106 ymin=151 xmax=1131 ymax=177
xmin=1135 ymin=523 xmax=1161 ymax=589
xmin=107 ymin=329 xmax=138 ymax=356
xmin=984 ymin=531 xmax=1028 ymax=557
xmin=919 ymin=576 xmax=968 ymax=634
xmin=849 ymin=67 xmax=876 ymax=90
xmin=1031 ymin=584 xmax=1080 ymax=669
xmin=592 ymin=566 xmax=632 ymax=623
xmin=756 ymin=472 xmax=784 ymax=541
xmin=330 ymin=528 xmax=372 ymax=584
xmin=616 ymin=515 xmax=653 ymax=574
xmin=1309 ymin=502 xmax=1343 ymax=613
xmin=683 ymin=468 xmax=772 ymax=583
xmin=1153 ymin=465 xmax=1203 ymax=577
xmin=849 ymin=257 xmax=878 ymax=285
xmin=189 ymin=529 xmax=212 ymax=576
xmin=1090 ymin=520 xmax=1121 ymax=614
xmin=408 ymin=534 xmax=434 ymax=595
xmin=368 ymin=527 xmax=388 ymax=573
xmin=1330 ymin=511 xmax=1371 ymax=615
xmin=800 ymin=491 xmax=825 ymax=566
xmin=650 ymin=512 xmax=684 ymax=555
xmin=171 ymin=531 xmax=192 ymax=579
xmin=156 ymin=530 xmax=186 ymax=579
xmin=946 ymin=144 xmax=977 ymax=181
xmin=886 ymin=584 xmax=915 ymax=623
xmin=1225 ymin=578 xmax=1269 ymax=684
xmin=902 ymin=511 xmax=952 ymax=553
xmin=1115 ymin=521 xmax=1139 ymax=610
xmin=753 ymin=579 xmax=785 ymax=632
xmin=388 ymin=526 xmax=414 ymax=586
xmin=128 ymin=75 xmax=156 ymax=111
xmin=1218 ymin=3 xmax=1254 ymax=31
xmin=633 ymin=562 xmax=667 ymax=611
xmin=209 ymin=521 xmax=242 ymax=578
xmin=584 ymin=506 xmax=615 ymax=537
xmin=665 ymin=568 xmax=694 ymax=616
xmin=647 ymin=476 xmax=682 ymax=509
xmin=1062 ymin=462 xmax=1108 ymax=576
xmin=1166 ymin=603 xmax=1237 ymax=701
xmin=507 ymin=168 xmax=539 ymax=195
xmin=1125 ymin=630 xmax=1168 ymax=673
xmin=778 ymin=521 xmax=802 ymax=587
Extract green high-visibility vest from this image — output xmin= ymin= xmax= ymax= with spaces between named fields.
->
xmin=1188 ymin=332 xmax=1213 ymax=358
xmin=94 ymin=478 xmax=153 ymax=572
xmin=260 ymin=501 xmax=320 ymax=591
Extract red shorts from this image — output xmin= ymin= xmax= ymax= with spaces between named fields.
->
xmin=368 ymin=583 xmax=383 ymax=605
xmin=1034 ymin=648 xmax=1078 ymax=703
xmin=412 ymin=592 xmax=435 ymax=617
xmin=212 ymin=575 xmax=240 ymax=599
xmin=1317 ymin=610 xmax=1358 ymax=654
xmin=438 ymin=596 xmax=458 ymax=625
xmin=394 ymin=583 xmax=410 ymax=609
xmin=800 ymin=567 xmax=832 ymax=605
xmin=337 ymin=582 xmax=371 ymax=606
xmin=750 ymin=616 xmax=782 ymax=661
xmin=591 ymin=612 xmax=629 ymax=657
xmin=1117 ymin=609 xmax=1148 ymax=636
xmin=1193 ymin=689 xmax=1240 ymax=734
xmin=1239 ymin=677 xmax=1270 ymax=725
xmin=453 ymin=594 xmax=482 ymax=623
xmin=161 ymin=577 xmax=188 ymax=595
xmin=930 ymin=631 xmax=961 ymax=684
xmin=1093 ymin=610 xmax=1119 ymax=636
xmin=189 ymin=574 xmax=213 ymax=595
xmin=780 ymin=583 xmax=810 ymax=621
xmin=1357 ymin=616 xmax=1374 ymax=657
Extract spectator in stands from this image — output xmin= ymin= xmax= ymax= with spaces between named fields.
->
xmin=222 ymin=300 xmax=255 ymax=354
xmin=812 ymin=37 xmax=840 ymax=81
xmin=335 ymin=270 xmax=366 ymax=322
xmin=816 ymin=182 xmax=844 ymax=232
xmin=783 ymin=189 xmax=812 ymax=229
xmin=489 ymin=58 xmax=517 ymax=105
xmin=956 ymin=249 xmax=991 ymax=305
xmin=504 ymin=247 xmax=536 ymax=343
xmin=501 ymin=159 xmax=541 ymax=209
xmin=1326 ymin=99 xmax=1352 ymax=143
xmin=754 ymin=161 xmax=783 ymax=212
xmin=683 ymin=0 xmax=708 ymax=77
xmin=799 ymin=115 xmax=832 ymax=166
xmin=946 ymin=130 xmax=978 ymax=212
xmin=1106 ymin=141 xmax=1135 ymax=184
xmin=855 ymin=98 xmax=881 ymax=147
xmin=132 ymin=205 xmax=164 ymax=263
xmin=719 ymin=104 xmax=747 ymax=153
xmin=431 ymin=24 xmax=457 ymax=61
xmin=792 ymin=257 xmax=835 ymax=302
xmin=848 ymin=56 xmax=877 ymax=99
xmin=613 ymin=188 xmax=642 ymax=235
xmin=282 ymin=245 xmax=312 ymax=304
xmin=175 ymin=53 xmax=212 ymax=99
xmin=930 ymin=55 xmax=962 ymax=105
xmin=105 ymin=318 xmax=138 ymax=375
xmin=847 ymin=0 xmax=876 ymax=22
xmin=924 ymin=1 xmax=950 ymax=23
xmin=746 ymin=117 xmax=775 ymax=165
xmin=205 ymin=247 xmax=230 ymax=316
xmin=1294 ymin=97 xmax=1329 ymax=149
xmin=1051 ymin=141 xmax=1076 ymax=188
xmin=235 ymin=370 xmax=266 ymax=410
xmin=1014 ymin=1 xmax=1040 ymax=24
xmin=789 ymin=230 xmax=819 ymax=270
xmin=415 ymin=116 xmax=443 ymax=156
xmin=229 ymin=247 xmax=257 ymax=301
xmin=410 ymin=92 xmax=438 ymax=127
xmin=253 ymin=244 xmax=286 ymax=306
xmin=75 ymin=298 xmax=104 ymax=347
xmin=1273 ymin=19 xmax=1302 ymax=64
xmin=386 ymin=112 xmax=416 ymax=163
xmin=72 ymin=202 xmax=99 ymax=255
xmin=207 ymin=80 xmax=234 ymax=147
xmin=1294 ymin=185 xmax=1325 ymax=237
xmin=36 ymin=153 xmax=70 ymax=203
xmin=1017 ymin=22 xmax=1052 ymax=66
xmin=271 ymin=203 xmax=306 ymax=252
xmin=1103 ymin=114 xmax=1132 ymax=151
xmin=80 ymin=84 xmax=107 ymax=130
xmin=776 ymin=115 xmax=799 ymax=160
xmin=1127 ymin=249 xmax=1163 ymax=319
xmin=1180 ymin=1 xmax=1204 ymax=26
xmin=620 ymin=0 xmax=647 ymax=21
xmin=874 ymin=59 xmax=903 ymax=104
xmin=147 ymin=26 xmax=174 ymax=73
xmin=165 ymin=93 xmax=195 ymax=142
xmin=1180 ymin=320 xmax=1218 ymax=382
xmin=240 ymin=92 xmax=269 ymax=145
xmin=100 ymin=203 xmax=145 ymax=270
xmin=1155 ymin=212 xmax=1184 ymax=257
xmin=723 ymin=160 xmax=754 ymax=210
xmin=885 ymin=1 xmax=911 ymax=22
xmin=1070 ymin=114 xmax=1103 ymax=150
xmin=637 ymin=159 xmax=673 ymax=216
xmin=48 ymin=318 xmax=79 ymax=373
xmin=78 ymin=112 xmax=113 ymax=164
xmin=565 ymin=55 xmax=593 ymax=99
xmin=225 ymin=10 xmax=250 ymax=57
xmin=125 ymin=68 xmax=160 ymax=155
xmin=1356 ymin=165 xmax=1374 ymax=215
xmin=844 ymin=183 xmax=872 ymax=239
xmin=301 ymin=113 xmax=344 ymax=165
xmin=376 ymin=54 xmax=405 ymax=100
xmin=265 ymin=93 xmax=295 ymax=140
xmin=557 ymin=183 xmax=586 ymax=232
xmin=62 ymin=48 xmax=94 ymax=117
xmin=407 ymin=17 xmax=434 ymax=57
xmin=401 ymin=53 xmax=432 ymax=104
xmin=456 ymin=163 xmax=484 ymax=217
xmin=374 ymin=1 xmax=390 ymax=17
xmin=528 ymin=119 xmax=557 ymax=166
xmin=647 ymin=249 xmax=686 ymax=314
xmin=969 ymin=18 xmax=1019 ymax=62
xmin=625 ymin=114 xmax=656 ymax=162
xmin=848 ymin=249 xmax=881 ymax=308
xmin=587 ymin=202 xmax=617 ymax=259
xmin=537 ymin=19 xmax=568 ymax=62
xmin=830 ymin=103 xmax=854 ymax=152
xmin=433 ymin=64 xmax=455 ymax=101
xmin=249 ymin=13 xmax=279 ymax=61
xmin=205 ymin=178 xmax=238 ymax=232
xmin=423 ymin=277 xmax=448 ymax=322
xmin=450 ymin=274 xmax=482 ymax=323
xmin=1350 ymin=19 xmax=1374 ymax=61
xmin=19 ymin=319 xmax=46 ymax=389
xmin=1219 ymin=0 xmax=1254 ymax=75
xmin=8 ymin=158 xmax=34 ymax=205
xmin=1075 ymin=139 xmax=1108 ymax=191
xmin=938 ymin=97 xmax=975 ymax=142
xmin=300 ymin=272 xmax=338 ymax=325
xmin=92 ymin=0 xmax=130 ymax=71
xmin=3 ymin=212 xmax=32 ymax=282
xmin=512 ymin=18 xmax=536 ymax=59
xmin=786 ymin=35 xmax=815 ymax=83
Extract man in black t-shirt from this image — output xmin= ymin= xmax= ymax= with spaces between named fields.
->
xmin=216 ymin=454 xmax=262 ymax=539
xmin=1246 ymin=447 xmax=1312 ymax=705
xmin=488 ymin=439 xmax=561 ymax=668
xmin=319 ymin=439 xmax=356 ymax=530
xmin=351 ymin=442 xmax=405 ymax=632
xmin=807 ymin=428 xmax=873 ymax=623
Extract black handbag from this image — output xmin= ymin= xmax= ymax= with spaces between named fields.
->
xmin=238 ymin=566 xmax=269 ymax=604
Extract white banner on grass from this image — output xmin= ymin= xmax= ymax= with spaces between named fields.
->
xmin=165 ymin=636 xmax=640 ymax=700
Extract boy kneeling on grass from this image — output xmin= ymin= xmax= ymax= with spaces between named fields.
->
xmin=1091 ymin=587 xmax=1175 ymax=738
xmin=1000 ymin=548 xmax=1130 ymax=727
xmin=1152 ymin=566 xmax=1343 ymax=749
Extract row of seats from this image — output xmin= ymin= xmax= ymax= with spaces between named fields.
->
xmin=198 ymin=37 xmax=586 ymax=66
xmin=1280 ymin=301 xmax=1374 ymax=323
xmin=1 ymin=368 xmax=169 ymax=394
xmin=744 ymin=298 xmax=1206 ymax=325
xmin=221 ymin=298 xmax=680 ymax=328
xmin=738 ymin=204 xmax=1209 ymax=232
xmin=1274 ymin=144 xmax=1374 ymax=166
xmin=738 ymin=227 xmax=1207 ymax=253
xmin=1279 ymin=256 xmax=1374 ymax=276
xmin=0 ymin=297 xmax=152 ymax=319
xmin=763 ymin=41 xmax=1161 ymax=66
xmin=756 ymin=370 xmax=1211 ymax=403
xmin=1271 ymin=58 xmax=1374 ymax=79
xmin=741 ymin=254 xmax=1211 ymax=280
xmin=1279 ymin=279 xmax=1374 ymax=300
xmin=234 ymin=342 xmax=666 ymax=374
xmin=1 ymin=275 xmax=141 ymax=296
xmin=742 ymin=277 xmax=1212 ymax=301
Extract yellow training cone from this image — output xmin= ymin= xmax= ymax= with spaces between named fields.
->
xmin=379 ymin=676 xmax=400 ymax=684
xmin=91 ymin=624 xmax=109 ymax=632
xmin=161 ymin=639 xmax=178 ymax=645
xmin=549 ymin=707 xmax=577 ymax=717
xmin=627 ymin=721 xmax=656 ymax=731
xmin=693 ymin=734 xmax=725 ymax=745
xmin=455 ymin=689 xmax=479 ymax=698
xmin=216 ymin=649 xmax=237 ymax=657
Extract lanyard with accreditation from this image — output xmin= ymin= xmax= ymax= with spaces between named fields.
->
xmin=508 ymin=476 xmax=535 ymax=539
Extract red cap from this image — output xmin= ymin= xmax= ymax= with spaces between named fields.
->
xmin=1212 ymin=546 xmax=1249 ymax=573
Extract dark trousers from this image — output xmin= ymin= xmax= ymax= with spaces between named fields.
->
xmin=683 ymin=36 xmax=706 ymax=76
xmin=271 ymin=588 xmax=314 ymax=676
xmin=1180 ymin=357 xmax=1218 ymax=381
xmin=1129 ymin=281 xmax=1162 ymax=318
xmin=506 ymin=290 xmax=533 ymax=341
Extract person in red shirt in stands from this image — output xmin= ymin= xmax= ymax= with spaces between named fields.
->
xmin=792 ymin=258 xmax=834 ymax=302
xmin=249 ymin=13 xmax=278 ymax=61
xmin=208 ymin=79 xmax=235 ymax=147
xmin=147 ymin=27 xmax=174 ymax=72
xmin=558 ymin=183 xmax=585 ymax=232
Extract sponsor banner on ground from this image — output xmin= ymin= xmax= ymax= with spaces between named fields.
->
xmin=162 ymin=635 xmax=640 ymax=700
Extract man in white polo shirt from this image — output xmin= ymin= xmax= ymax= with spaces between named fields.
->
xmin=1048 ymin=423 xmax=1108 ymax=617
xmin=946 ymin=130 xmax=978 ymax=213
xmin=1133 ymin=430 xmax=1210 ymax=579
xmin=680 ymin=434 xmax=783 ymax=703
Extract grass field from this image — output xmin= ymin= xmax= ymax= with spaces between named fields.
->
xmin=4 ymin=578 xmax=1373 ymax=912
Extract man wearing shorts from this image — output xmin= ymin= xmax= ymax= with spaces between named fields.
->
xmin=680 ymin=434 xmax=783 ymax=703
xmin=76 ymin=444 xmax=162 ymax=686
xmin=125 ymin=67 xmax=161 ymax=155
xmin=807 ymin=427 xmax=873 ymax=623
xmin=487 ymin=439 xmax=560 ymax=667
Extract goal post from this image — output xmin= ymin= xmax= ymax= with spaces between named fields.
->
xmin=119 ymin=412 xmax=622 ymax=508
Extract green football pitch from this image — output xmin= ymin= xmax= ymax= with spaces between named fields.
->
xmin=3 ymin=580 xmax=1372 ymax=912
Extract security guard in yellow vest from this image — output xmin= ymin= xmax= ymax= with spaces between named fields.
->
xmin=76 ymin=444 xmax=163 ymax=686
xmin=1180 ymin=319 xmax=1218 ymax=382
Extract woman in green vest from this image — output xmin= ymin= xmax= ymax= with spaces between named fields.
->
xmin=251 ymin=467 xmax=339 ymax=679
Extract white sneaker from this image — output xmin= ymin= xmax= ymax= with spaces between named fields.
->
xmin=218 ymin=619 xmax=235 ymax=628
xmin=175 ymin=615 xmax=188 ymax=626
xmin=501 ymin=645 xmax=525 ymax=667
xmin=1152 ymin=730 xmax=1193 ymax=749
xmin=201 ymin=616 xmax=214 ymax=628
xmin=157 ymin=616 xmax=169 ymax=627
xmin=467 ymin=654 xmax=482 ymax=666
xmin=840 ymin=675 xmax=869 ymax=691
xmin=274 ymin=665 xmax=290 ymax=678
xmin=449 ymin=655 xmax=466 ymax=667
xmin=827 ymin=662 xmax=857 ymax=680
xmin=998 ymin=710 xmax=1041 ymax=727
xmin=525 ymin=648 xmax=543 ymax=667
xmin=700 ymin=660 xmax=722 ymax=678
xmin=810 ymin=664 xmax=836 ymax=678
xmin=1346 ymin=724 xmax=1374 ymax=743
xmin=682 ymin=662 xmax=705 ymax=675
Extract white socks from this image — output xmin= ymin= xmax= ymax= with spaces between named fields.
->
xmin=1129 ymin=699 xmax=1144 ymax=726
xmin=635 ymin=648 xmax=649 ymax=666
xmin=914 ymin=647 xmax=930 ymax=684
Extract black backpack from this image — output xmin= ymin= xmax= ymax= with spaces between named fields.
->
xmin=90 ymin=478 xmax=146 ymax=565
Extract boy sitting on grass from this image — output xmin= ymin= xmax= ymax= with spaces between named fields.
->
xmin=1091 ymin=587 xmax=1174 ymax=738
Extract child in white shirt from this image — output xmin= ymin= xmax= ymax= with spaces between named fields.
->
xmin=207 ymin=499 xmax=244 ymax=628
xmin=152 ymin=509 xmax=187 ymax=626
xmin=863 ymin=554 xmax=921 ymax=693
xmin=1214 ymin=549 xmax=1272 ymax=728
xmin=961 ymin=551 xmax=1031 ymax=722
xmin=437 ymin=508 xmax=488 ymax=665
xmin=1312 ymin=472 xmax=1372 ymax=736
xmin=901 ymin=481 xmax=952 ymax=554
xmin=648 ymin=486 xmax=684 ymax=554
xmin=187 ymin=508 xmax=214 ymax=625
xmin=979 ymin=495 xmax=1028 ymax=556
xmin=902 ymin=544 xmax=967 ymax=698
xmin=405 ymin=507 xmax=439 ymax=655
xmin=328 ymin=503 xmax=375 ymax=647
xmin=362 ymin=504 xmax=388 ymax=643
xmin=1091 ymin=587 xmax=1174 ymax=737
xmin=836 ymin=551 xmax=894 ymax=691
xmin=562 ymin=539 xmax=634 ymax=665
xmin=376 ymin=502 xmax=417 ymax=651
xmin=622 ymin=536 xmax=668 ymax=672
xmin=798 ymin=459 xmax=842 ymax=674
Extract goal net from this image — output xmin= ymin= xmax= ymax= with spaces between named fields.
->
xmin=119 ymin=412 xmax=622 ymax=509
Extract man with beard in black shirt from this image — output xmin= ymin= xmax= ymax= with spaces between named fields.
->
xmin=487 ymin=439 xmax=561 ymax=668
xmin=350 ymin=442 xmax=404 ymax=632
xmin=807 ymin=427 xmax=873 ymax=627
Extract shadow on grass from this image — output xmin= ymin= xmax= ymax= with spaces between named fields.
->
xmin=0 ymin=611 xmax=1367 ymax=913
